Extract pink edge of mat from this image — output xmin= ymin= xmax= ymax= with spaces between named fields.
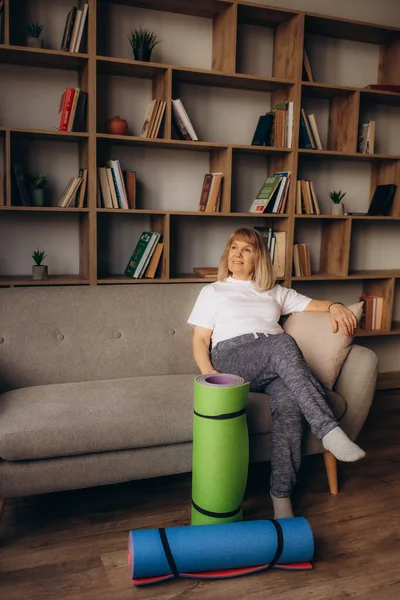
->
xmin=131 ymin=562 xmax=313 ymax=585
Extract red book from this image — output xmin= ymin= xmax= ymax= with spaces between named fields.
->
xmin=58 ymin=87 xmax=76 ymax=131
xmin=364 ymin=84 xmax=400 ymax=93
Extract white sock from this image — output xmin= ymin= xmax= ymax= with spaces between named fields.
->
xmin=270 ymin=492 xmax=294 ymax=519
xmin=322 ymin=427 xmax=366 ymax=462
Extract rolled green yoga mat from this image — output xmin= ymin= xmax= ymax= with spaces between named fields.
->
xmin=191 ymin=374 xmax=250 ymax=526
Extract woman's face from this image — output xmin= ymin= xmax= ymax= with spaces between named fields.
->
xmin=228 ymin=238 xmax=256 ymax=280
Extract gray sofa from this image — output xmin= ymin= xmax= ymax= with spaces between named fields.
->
xmin=0 ymin=285 xmax=378 ymax=503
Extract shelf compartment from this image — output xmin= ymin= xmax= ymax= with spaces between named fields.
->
xmin=370 ymin=159 xmax=400 ymax=218
xmin=236 ymin=5 xmax=301 ymax=80
xmin=0 ymin=275 xmax=89 ymax=286
xmin=350 ymin=221 xmax=400 ymax=274
xmin=360 ymin=278 xmax=395 ymax=332
xmin=97 ymin=212 xmax=168 ymax=281
xmin=10 ymin=135 xmax=88 ymax=208
xmin=99 ymin=0 xmax=232 ymax=20
xmin=304 ymin=14 xmax=400 ymax=45
xmin=172 ymin=67 xmax=295 ymax=93
xmin=0 ymin=46 xmax=88 ymax=70
xmin=359 ymin=97 xmax=400 ymax=157
xmin=0 ymin=211 xmax=90 ymax=280
xmin=298 ymin=149 xmax=400 ymax=161
xmin=360 ymin=89 xmax=400 ymax=108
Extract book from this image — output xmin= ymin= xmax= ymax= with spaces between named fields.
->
xmin=251 ymin=113 xmax=274 ymax=146
xmin=98 ymin=167 xmax=113 ymax=208
xmin=135 ymin=232 xmax=161 ymax=278
xmin=293 ymin=243 xmax=311 ymax=276
xmin=303 ymin=50 xmax=314 ymax=82
xmin=172 ymin=99 xmax=198 ymax=141
xmin=13 ymin=164 xmax=31 ymax=206
xmin=368 ymin=184 xmax=397 ymax=216
xmin=301 ymin=109 xmax=316 ymax=149
xmin=357 ymin=121 xmax=375 ymax=154
xmin=150 ymin=100 xmax=167 ymax=139
xmin=74 ymin=3 xmax=88 ymax=53
xmin=198 ymin=174 xmax=214 ymax=212
xmin=299 ymin=112 xmax=313 ymax=149
xmin=272 ymin=231 xmax=286 ymax=278
xmin=69 ymin=8 xmax=82 ymax=53
xmin=364 ymin=84 xmax=400 ymax=93
xmin=58 ymin=176 xmax=82 ymax=208
xmin=171 ymin=107 xmax=190 ymax=140
xmin=125 ymin=232 xmax=161 ymax=279
xmin=108 ymin=160 xmax=129 ymax=209
xmin=71 ymin=91 xmax=88 ymax=131
xmin=205 ymin=173 xmax=223 ymax=213
xmin=106 ymin=167 xmax=119 ymax=208
xmin=60 ymin=7 xmax=77 ymax=52
xmin=140 ymin=99 xmax=159 ymax=138
xmin=308 ymin=114 xmax=323 ymax=150
xmin=67 ymin=88 xmax=80 ymax=132
xmin=125 ymin=171 xmax=136 ymax=209
xmin=0 ymin=1 xmax=4 ymax=45
xmin=193 ymin=267 xmax=218 ymax=278
xmin=58 ymin=87 xmax=76 ymax=131
xmin=249 ymin=175 xmax=282 ymax=213
xmin=77 ymin=168 xmax=88 ymax=208
xmin=274 ymin=101 xmax=294 ymax=148
xmin=270 ymin=171 xmax=291 ymax=214
xmin=145 ymin=243 xmax=164 ymax=279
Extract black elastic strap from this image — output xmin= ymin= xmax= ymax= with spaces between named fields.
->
xmin=266 ymin=519 xmax=284 ymax=570
xmin=194 ymin=408 xmax=246 ymax=420
xmin=158 ymin=528 xmax=179 ymax=578
xmin=192 ymin=499 xmax=241 ymax=519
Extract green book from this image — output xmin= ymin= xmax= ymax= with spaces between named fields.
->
xmin=125 ymin=232 xmax=153 ymax=277
xmin=249 ymin=176 xmax=282 ymax=213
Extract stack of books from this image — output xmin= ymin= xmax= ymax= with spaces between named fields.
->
xmin=171 ymin=99 xmax=198 ymax=141
xmin=251 ymin=101 xmax=294 ymax=148
xmin=140 ymin=99 xmax=167 ymax=139
xmin=198 ymin=173 xmax=223 ymax=212
xmin=303 ymin=50 xmax=314 ymax=82
xmin=357 ymin=121 xmax=375 ymax=154
xmin=58 ymin=168 xmax=88 ymax=208
xmin=125 ymin=232 xmax=164 ymax=279
xmin=256 ymin=227 xmax=286 ymax=278
xmin=299 ymin=109 xmax=323 ymax=150
xmin=12 ymin=164 xmax=31 ymax=206
xmin=293 ymin=244 xmax=311 ymax=277
xmin=193 ymin=267 xmax=218 ymax=278
xmin=60 ymin=3 xmax=88 ymax=52
xmin=97 ymin=160 xmax=136 ymax=209
xmin=249 ymin=171 xmax=291 ymax=214
xmin=360 ymin=294 xmax=384 ymax=331
xmin=296 ymin=180 xmax=321 ymax=214
xmin=57 ymin=87 xmax=88 ymax=132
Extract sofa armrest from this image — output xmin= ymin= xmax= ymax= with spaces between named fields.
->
xmin=334 ymin=344 xmax=378 ymax=441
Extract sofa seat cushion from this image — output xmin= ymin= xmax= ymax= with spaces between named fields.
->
xmin=0 ymin=375 xmax=346 ymax=461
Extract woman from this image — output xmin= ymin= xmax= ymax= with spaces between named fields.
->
xmin=188 ymin=227 xmax=365 ymax=519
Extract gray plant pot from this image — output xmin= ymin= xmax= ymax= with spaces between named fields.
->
xmin=32 ymin=265 xmax=48 ymax=280
xmin=32 ymin=188 xmax=45 ymax=207
xmin=27 ymin=37 xmax=43 ymax=48
xmin=331 ymin=202 xmax=344 ymax=215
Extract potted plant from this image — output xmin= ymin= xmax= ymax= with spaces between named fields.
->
xmin=128 ymin=27 xmax=160 ymax=62
xmin=32 ymin=249 xmax=48 ymax=280
xmin=329 ymin=190 xmax=346 ymax=215
xmin=30 ymin=174 xmax=49 ymax=206
xmin=26 ymin=22 xmax=44 ymax=48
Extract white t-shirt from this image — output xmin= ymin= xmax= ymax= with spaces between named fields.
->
xmin=187 ymin=277 xmax=311 ymax=348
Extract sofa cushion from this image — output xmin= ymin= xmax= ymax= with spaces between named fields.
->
xmin=283 ymin=302 xmax=364 ymax=390
xmin=0 ymin=375 xmax=346 ymax=461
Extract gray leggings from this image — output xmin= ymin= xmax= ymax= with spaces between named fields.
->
xmin=211 ymin=332 xmax=339 ymax=498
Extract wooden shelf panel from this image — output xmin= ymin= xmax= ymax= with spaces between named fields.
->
xmin=302 ymin=82 xmax=358 ymax=99
xmin=292 ymin=270 xmax=400 ymax=281
xmin=97 ymin=277 xmax=167 ymax=284
xmin=0 ymin=207 xmax=89 ymax=212
xmin=305 ymin=13 xmax=400 ymax=44
xmin=238 ymin=3 xmax=299 ymax=26
xmin=298 ymin=149 xmax=400 ymax=161
xmin=356 ymin=328 xmax=400 ymax=338
xmin=97 ymin=56 xmax=168 ymax=78
xmin=100 ymin=0 xmax=232 ymax=18
xmin=96 ymin=209 xmax=288 ymax=217
xmin=295 ymin=215 xmax=400 ymax=221
xmin=361 ymin=89 xmax=400 ymax=107
xmin=0 ymin=45 xmax=88 ymax=70
xmin=173 ymin=68 xmax=295 ymax=92
xmin=0 ymin=276 xmax=89 ymax=286
xmin=3 ymin=127 xmax=89 ymax=142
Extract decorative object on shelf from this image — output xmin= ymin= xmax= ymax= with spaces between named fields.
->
xmin=26 ymin=22 xmax=44 ymax=48
xmin=30 ymin=174 xmax=49 ymax=207
xmin=128 ymin=27 xmax=161 ymax=62
xmin=106 ymin=115 xmax=129 ymax=135
xmin=31 ymin=249 xmax=48 ymax=280
xmin=329 ymin=190 xmax=346 ymax=215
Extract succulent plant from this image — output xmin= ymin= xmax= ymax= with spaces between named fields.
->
xmin=329 ymin=190 xmax=347 ymax=204
xmin=30 ymin=174 xmax=49 ymax=189
xmin=26 ymin=22 xmax=44 ymax=38
xmin=128 ymin=27 xmax=160 ymax=51
xmin=32 ymin=249 xmax=47 ymax=266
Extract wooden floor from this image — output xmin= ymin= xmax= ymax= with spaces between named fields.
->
xmin=0 ymin=391 xmax=399 ymax=600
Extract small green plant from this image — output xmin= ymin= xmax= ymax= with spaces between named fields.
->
xmin=30 ymin=174 xmax=49 ymax=189
xmin=26 ymin=22 xmax=44 ymax=38
xmin=329 ymin=190 xmax=347 ymax=204
xmin=128 ymin=27 xmax=160 ymax=52
xmin=32 ymin=249 xmax=47 ymax=266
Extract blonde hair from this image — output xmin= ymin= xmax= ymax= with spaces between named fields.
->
xmin=217 ymin=228 xmax=277 ymax=291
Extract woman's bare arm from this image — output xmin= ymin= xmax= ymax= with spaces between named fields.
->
xmin=192 ymin=326 xmax=218 ymax=374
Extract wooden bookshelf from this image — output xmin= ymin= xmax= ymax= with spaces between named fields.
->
xmin=1 ymin=0 xmax=400 ymax=380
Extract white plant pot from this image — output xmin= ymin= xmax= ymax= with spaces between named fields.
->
xmin=32 ymin=265 xmax=48 ymax=280
xmin=331 ymin=203 xmax=344 ymax=215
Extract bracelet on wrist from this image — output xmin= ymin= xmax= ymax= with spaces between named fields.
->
xmin=328 ymin=301 xmax=344 ymax=312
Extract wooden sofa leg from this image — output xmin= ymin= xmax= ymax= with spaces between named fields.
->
xmin=323 ymin=451 xmax=339 ymax=495
xmin=0 ymin=498 xmax=5 ymax=524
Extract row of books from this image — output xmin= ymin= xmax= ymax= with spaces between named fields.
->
xmin=296 ymin=180 xmax=321 ymax=215
xmin=251 ymin=102 xmax=294 ymax=148
xmin=293 ymin=243 xmax=311 ymax=277
xmin=97 ymin=161 xmax=136 ymax=209
xmin=60 ymin=3 xmax=88 ymax=53
xmin=57 ymin=168 xmax=88 ymax=207
xmin=299 ymin=109 xmax=323 ymax=150
xmin=249 ymin=171 xmax=291 ymax=214
xmin=256 ymin=227 xmax=286 ymax=278
xmin=357 ymin=121 xmax=375 ymax=154
xmin=140 ymin=99 xmax=167 ymax=139
xmin=171 ymin=99 xmax=198 ymax=141
xmin=0 ymin=1 xmax=4 ymax=45
xmin=57 ymin=87 xmax=88 ymax=132
xmin=198 ymin=173 xmax=223 ymax=213
xmin=125 ymin=231 xmax=164 ymax=279
xmin=360 ymin=293 xmax=384 ymax=331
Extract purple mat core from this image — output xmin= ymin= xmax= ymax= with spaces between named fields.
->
xmin=204 ymin=375 xmax=236 ymax=385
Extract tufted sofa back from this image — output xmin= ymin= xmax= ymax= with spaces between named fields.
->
xmin=0 ymin=284 xmax=205 ymax=393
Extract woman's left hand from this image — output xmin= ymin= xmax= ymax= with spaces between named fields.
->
xmin=329 ymin=304 xmax=357 ymax=336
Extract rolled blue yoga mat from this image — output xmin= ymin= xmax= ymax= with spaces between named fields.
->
xmin=128 ymin=518 xmax=314 ymax=585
